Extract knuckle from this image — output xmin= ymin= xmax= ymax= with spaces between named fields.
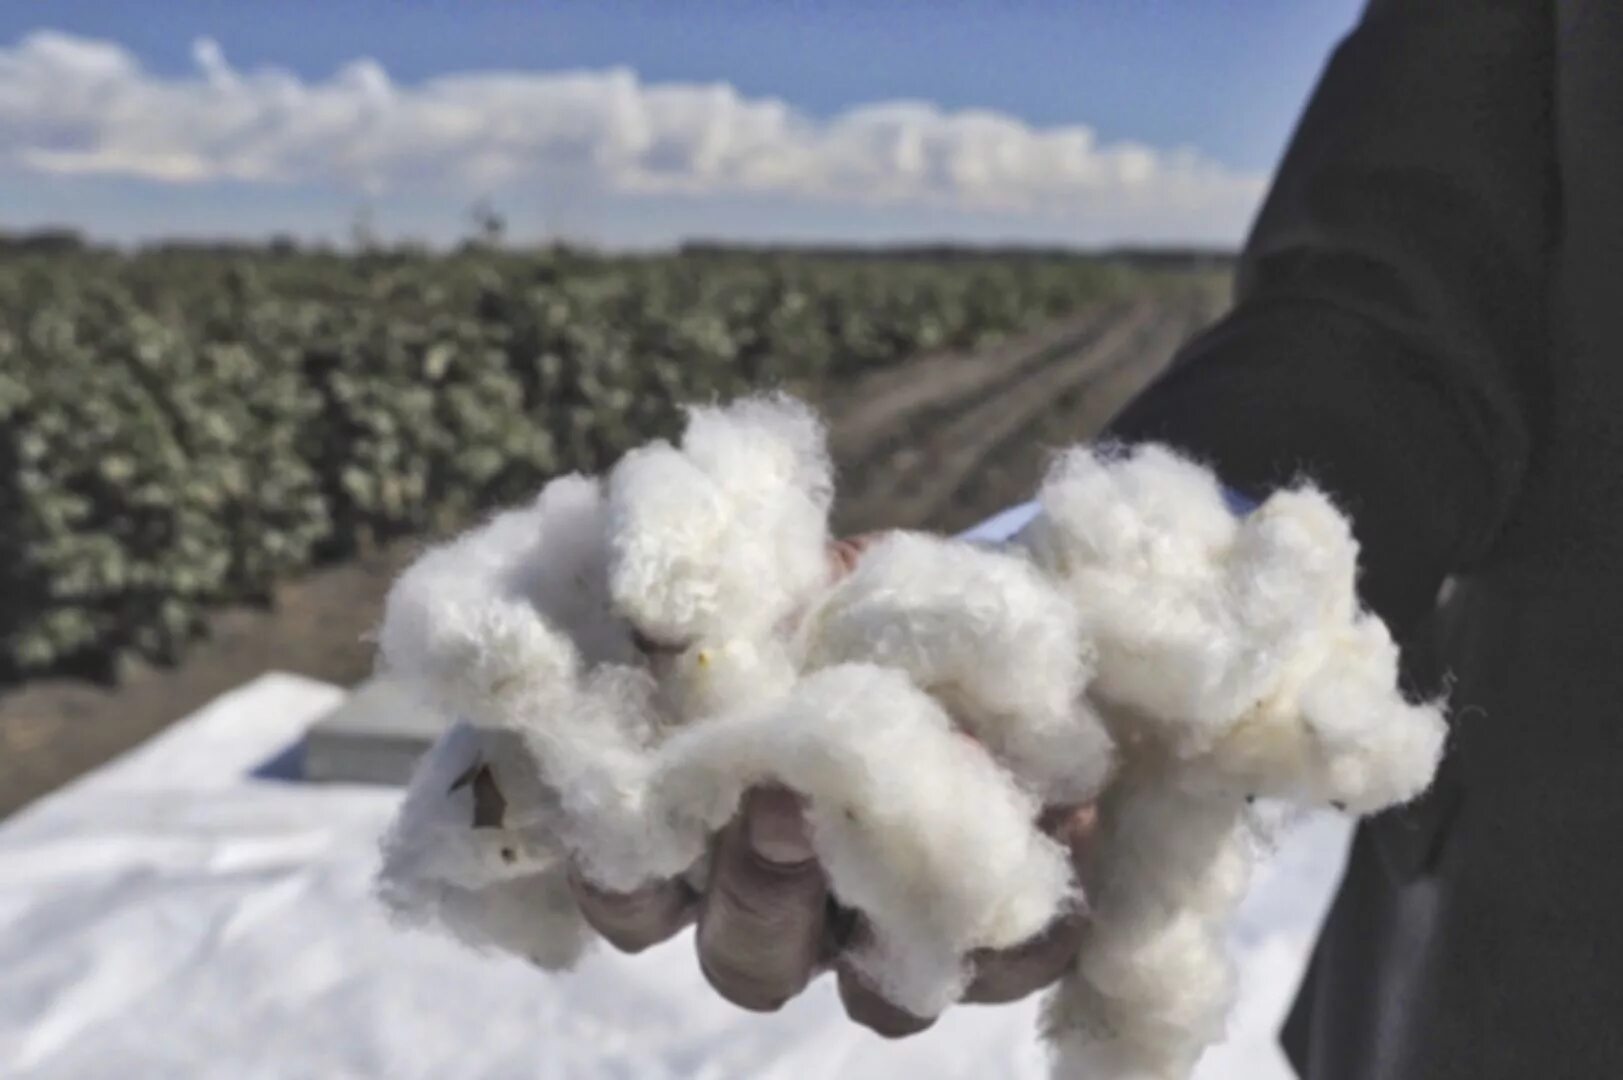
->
xmin=714 ymin=862 xmax=818 ymax=925
xmin=709 ymin=832 xmax=826 ymax=931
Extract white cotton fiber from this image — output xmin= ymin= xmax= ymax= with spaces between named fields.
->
xmin=1044 ymin=773 xmax=1251 ymax=1080
xmin=660 ymin=637 xmax=801 ymax=721
xmin=374 ymin=467 xmax=706 ymax=893
xmin=377 ymin=474 xmax=631 ymax=731
xmin=376 ymin=395 xmax=1094 ymax=988
xmin=607 ymin=394 xmax=834 ymax=647
xmin=1028 ymin=443 xmax=1447 ymax=1080
xmin=376 ymin=723 xmax=592 ymax=968
xmin=520 ymin=472 xmax=638 ymax=666
xmin=1021 ymin=445 xmax=1251 ymax=749
xmin=804 ymin=531 xmax=1114 ymax=805
xmin=604 ymin=443 xmax=736 ymax=648
xmin=656 ymin=664 xmax=1078 ymax=1018
xmin=373 ymin=396 xmax=1445 ymax=1080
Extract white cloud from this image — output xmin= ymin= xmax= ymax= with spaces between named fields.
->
xmin=0 ymin=31 xmax=1266 ymax=235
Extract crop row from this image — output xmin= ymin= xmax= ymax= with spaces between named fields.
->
xmin=0 ymin=246 xmax=1125 ymax=679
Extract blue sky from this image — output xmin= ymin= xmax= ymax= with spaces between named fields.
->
xmin=0 ymin=2 xmax=1365 ymax=248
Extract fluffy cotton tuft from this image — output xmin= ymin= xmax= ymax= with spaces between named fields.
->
xmin=1027 ymin=444 xmax=1447 ymax=1080
xmin=658 ymin=663 xmax=1078 ymax=1017
xmin=607 ymin=393 xmax=834 ymax=647
xmin=805 ymin=531 xmax=1114 ymax=805
xmin=376 ymin=723 xmax=591 ymax=968
xmin=375 ymin=395 xmax=1101 ymax=1017
xmin=373 ymin=397 xmax=1446 ymax=1080
xmin=374 ymin=470 xmax=695 ymax=896
xmin=378 ymin=497 xmax=578 ymax=729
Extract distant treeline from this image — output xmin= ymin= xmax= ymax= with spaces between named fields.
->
xmin=0 ymin=228 xmax=1235 ymax=269
xmin=679 ymin=241 xmax=1236 ymax=269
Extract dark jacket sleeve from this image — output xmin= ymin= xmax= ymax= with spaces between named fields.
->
xmin=1105 ymin=0 xmax=1558 ymax=634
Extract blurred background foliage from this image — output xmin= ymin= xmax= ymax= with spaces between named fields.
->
xmin=0 ymin=241 xmax=1130 ymax=680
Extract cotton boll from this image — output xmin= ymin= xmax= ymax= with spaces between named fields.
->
xmin=1027 ymin=445 xmax=1244 ymax=718
xmin=607 ymin=395 xmax=835 ymax=648
xmin=516 ymin=473 xmax=636 ymax=666
xmin=1028 ymin=444 xmax=1238 ymax=577
xmin=1050 ymin=909 xmax=1236 ymax=1080
xmin=1200 ymin=614 xmax=1445 ymax=811
xmin=374 ymin=404 xmax=1450 ymax=1080
xmin=1044 ymin=977 xmax=1177 ymax=1080
xmin=680 ymin=395 xmax=834 ymax=630
xmin=1085 ymin=769 xmax=1253 ymax=920
xmin=606 ymin=441 xmax=736 ymax=648
xmin=1077 ymin=910 xmax=1235 ymax=1057
xmin=1053 ymin=778 xmax=1250 ymax=1080
xmin=1201 ymin=487 xmax=1364 ymax=723
xmin=1228 ymin=487 xmax=1360 ymax=635
xmin=1023 ymin=445 xmax=1449 ymax=1080
xmin=1026 ymin=448 xmax=1248 ymax=745
xmin=1030 ymin=448 xmax=1406 ymax=763
xmin=378 ymin=476 xmax=630 ymax=730
xmin=378 ymin=501 xmax=553 ymax=727
xmin=1292 ymin=621 xmax=1448 ymax=812
xmin=774 ymin=667 xmax=1074 ymax=960
xmin=681 ymin=393 xmax=834 ymax=519
xmin=515 ymin=663 xmax=709 ymax=892
xmin=379 ymin=725 xmax=550 ymax=897
xmin=805 ymin=531 xmax=1114 ymax=805
xmin=656 ymin=664 xmax=1077 ymax=1018
xmin=377 ymin=723 xmax=591 ymax=967
xmin=381 ymin=475 xmax=707 ymax=895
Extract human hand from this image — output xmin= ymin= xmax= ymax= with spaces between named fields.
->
xmin=566 ymin=533 xmax=1098 ymax=1038
xmin=570 ymin=787 xmax=1095 ymax=1037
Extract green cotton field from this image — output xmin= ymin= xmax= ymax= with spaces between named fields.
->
xmin=1 ymin=242 xmax=1194 ymax=683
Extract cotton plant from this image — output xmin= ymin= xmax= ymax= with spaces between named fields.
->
xmin=373 ymin=395 xmax=1447 ymax=1080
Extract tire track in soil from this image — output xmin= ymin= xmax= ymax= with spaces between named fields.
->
xmin=832 ymin=280 xmax=1223 ymax=535
xmin=825 ymin=297 xmax=1141 ymax=465
xmin=944 ymin=280 xmax=1227 ymax=534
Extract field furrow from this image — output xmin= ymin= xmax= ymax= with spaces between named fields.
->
xmin=833 ymin=280 xmax=1222 ymax=533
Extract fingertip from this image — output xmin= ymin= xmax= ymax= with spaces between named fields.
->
xmin=694 ymin=808 xmax=827 ymax=1010
xmin=963 ymin=912 xmax=1087 ymax=1004
xmin=697 ymin=948 xmax=797 ymax=1013
xmin=836 ymin=965 xmax=936 ymax=1040
xmin=569 ymin=863 xmax=696 ymax=954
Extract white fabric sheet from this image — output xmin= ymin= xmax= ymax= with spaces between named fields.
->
xmin=0 ymin=671 xmax=1351 ymax=1079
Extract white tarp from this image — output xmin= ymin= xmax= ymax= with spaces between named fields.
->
xmin=0 ymin=671 xmax=1351 ymax=1079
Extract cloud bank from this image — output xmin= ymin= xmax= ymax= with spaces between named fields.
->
xmin=0 ymin=31 xmax=1264 ymax=230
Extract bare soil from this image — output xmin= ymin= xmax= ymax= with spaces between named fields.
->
xmin=0 ymin=275 xmax=1227 ymax=819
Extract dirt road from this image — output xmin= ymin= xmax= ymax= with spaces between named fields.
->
xmin=832 ymin=274 xmax=1226 ymax=533
xmin=0 ymin=276 xmax=1226 ymax=817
